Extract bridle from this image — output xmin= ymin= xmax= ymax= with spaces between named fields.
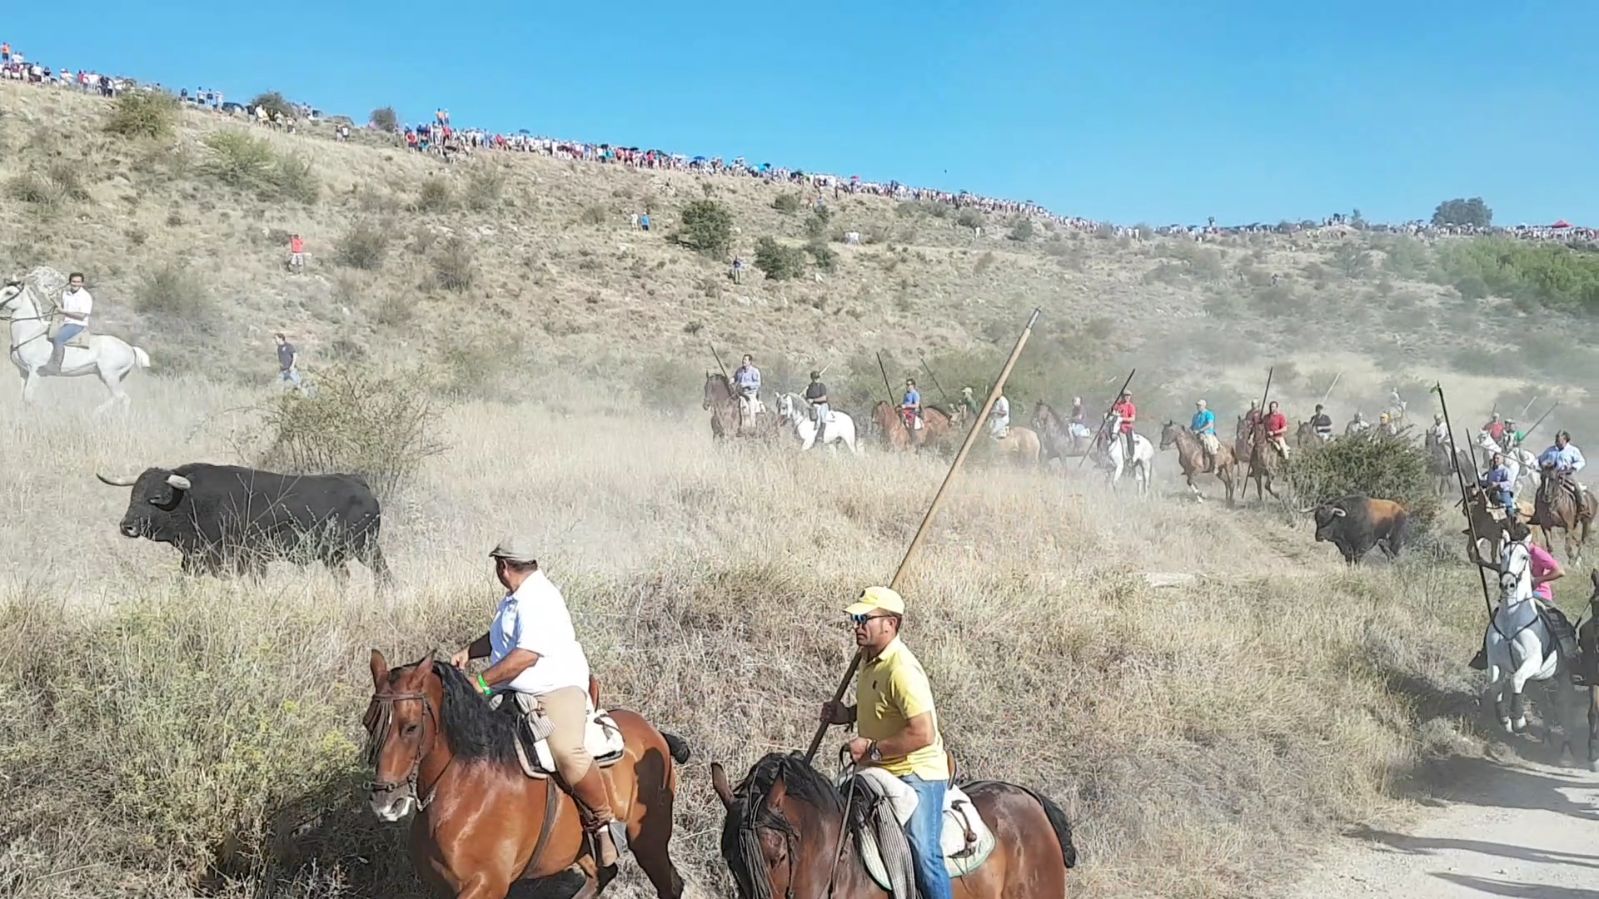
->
xmin=365 ymin=685 xmax=452 ymax=812
xmin=733 ymin=757 xmax=857 ymax=899
xmin=0 ymin=282 xmax=58 ymax=354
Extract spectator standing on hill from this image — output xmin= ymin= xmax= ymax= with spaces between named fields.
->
xmin=275 ymin=332 xmax=303 ymax=391
xmin=1 ymin=43 xmax=11 ymax=64
xmin=288 ymin=234 xmax=305 ymax=273
xmin=639 ymin=213 xmax=651 ymax=232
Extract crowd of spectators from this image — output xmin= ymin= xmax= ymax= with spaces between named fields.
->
xmin=1 ymin=36 xmax=1590 ymax=244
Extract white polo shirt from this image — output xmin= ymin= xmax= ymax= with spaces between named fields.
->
xmin=489 ymin=570 xmax=591 ymax=695
xmin=61 ymin=287 xmax=93 ymax=326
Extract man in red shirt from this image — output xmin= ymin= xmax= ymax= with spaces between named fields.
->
xmin=1482 ymin=413 xmax=1506 ymax=446
xmin=1111 ymin=391 xmax=1137 ymax=460
xmin=1264 ymin=400 xmax=1290 ymax=458
xmin=288 ymin=234 xmax=305 ymax=273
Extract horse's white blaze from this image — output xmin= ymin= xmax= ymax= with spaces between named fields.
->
xmin=1 ymin=281 xmax=151 ymax=412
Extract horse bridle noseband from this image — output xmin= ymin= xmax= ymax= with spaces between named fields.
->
xmin=366 ymin=688 xmax=450 ymax=811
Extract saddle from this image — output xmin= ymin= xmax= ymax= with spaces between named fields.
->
xmin=843 ymin=767 xmax=997 ymax=889
xmin=46 ymin=320 xmax=91 ymax=348
xmin=503 ymin=695 xmax=627 ymax=779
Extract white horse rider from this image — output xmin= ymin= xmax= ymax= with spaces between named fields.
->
xmin=989 ymin=392 xmax=1010 ymax=439
xmin=1477 ymin=522 xmax=1592 ymax=763
xmin=1 ymin=277 xmax=151 ymax=412
xmin=1102 ymin=413 xmax=1155 ymax=495
xmin=776 ymin=392 xmax=859 ymax=455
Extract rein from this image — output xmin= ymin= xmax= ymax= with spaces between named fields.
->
xmin=366 ymin=688 xmax=455 ymax=812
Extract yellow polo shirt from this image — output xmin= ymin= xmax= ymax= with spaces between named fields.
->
xmin=856 ymin=637 xmax=948 ymax=780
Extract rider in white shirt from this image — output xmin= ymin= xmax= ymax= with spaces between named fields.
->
xmin=47 ymin=272 xmax=92 ymax=374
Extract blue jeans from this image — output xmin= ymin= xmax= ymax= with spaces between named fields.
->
xmin=902 ymin=775 xmax=952 ymax=899
xmin=52 ymin=323 xmax=85 ymax=349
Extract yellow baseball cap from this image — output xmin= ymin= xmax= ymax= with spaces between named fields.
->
xmin=845 ymin=585 xmax=906 ymax=617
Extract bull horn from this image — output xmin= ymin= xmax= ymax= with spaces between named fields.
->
xmin=1296 ymin=505 xmax=1317 ymax=513
xmin=96 ymin=472 xmax=138 ymax=487
xmin=166 ymin=474 xmax=192 ymax=490
xmin=1331 ymin=507 xmax=1347 ymax=517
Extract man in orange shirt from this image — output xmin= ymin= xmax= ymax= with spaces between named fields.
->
xmin=288 ymin=234 xmax=305 ymax=273
xmin=1111 ymin=391 xmax=1137 ymax=460
xmin=1264 ymin=400 xmax=1290 ymax=459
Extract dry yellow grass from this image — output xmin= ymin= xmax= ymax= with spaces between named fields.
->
xmin=0 ymin=375 xmax=1487 ymax=898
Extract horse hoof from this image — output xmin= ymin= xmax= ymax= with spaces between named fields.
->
xmin=1589 ymin=759 xmax=1599 ymax=773
xmin=1513 ymin=718 xmax=1529 ymax=734
xmin=1500 ymin=718 xmax=1514 ymax=734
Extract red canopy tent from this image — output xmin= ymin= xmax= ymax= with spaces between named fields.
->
xmin=1551 ymin=219 xmax=1572 ymax=228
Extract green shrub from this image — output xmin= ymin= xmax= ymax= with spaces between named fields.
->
xmin=104 ymin=89 xmax=178 ymax=140
xmin=1432 ymin=238 xmax=1599 ymax=314
xmin=5 ymin=172 xmax=68 ymax=210
xmin=1288 ymin=430 xmax=1439 ymax=526
xmin=431 ymin=235 xmax=476 ymax=291
xmin=578 ymin=204 xmax=610 ymax=226
xmin=807 ymin=240 xmax=837 ymax=273
xmin=803 ymin=210 xmax=830 ymax=241
xmin=134 ymin=261 xmax=213 ymax=320
xmin=678 ymin=199 xmax=734 ymax=257
xmin=334 ymin=220 xmax=392 ymax=270
xmin=956 ymin=209 xmax=984 ymax=231
xmin=772 ymin=193 xmax=801 ymax=214
xmin=369 ymin=106 xmax=398 ymax=132
xmin=754 ymin=237 xmax=806 ymax=281
xmin=256 ymin=366 xmax=446 ymax=499
xmin=201 ymin=131 xmax=319 ymax=202
xmin=1008 ymin=218 xmax=1035 ymax=241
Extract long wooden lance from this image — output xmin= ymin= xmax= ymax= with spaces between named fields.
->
xmin=882 ymin=350 xmax=908 ymax=435
xmin=1521 ymin=402 xmax=1560 ymax=444
xmin=1434 ymin=382 xmax=1495 ymax=624
xmin=1078 ymin=368 xmax=1137 ymax=469
xmin=917 ymin=352 xmax=955 ymax=411
xmin=805 ymin=308 xmax=1043 ymax=763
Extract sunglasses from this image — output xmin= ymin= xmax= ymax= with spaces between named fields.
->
xmin=849 ymin=613 xmax=892 ymax=626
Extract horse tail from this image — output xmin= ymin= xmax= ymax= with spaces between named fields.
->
xmin=1018 ymin=786 xmax=1078 ymax=868
xmin=662 ymin=731 xmax=691 ymax=764
xmin=134 ymin=346 xmax=152 ymax=369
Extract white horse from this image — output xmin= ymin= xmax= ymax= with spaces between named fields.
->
xmin=1482 ymin=545 xmax=1592 ymax=765
xmin=1 ymin=280 xmax=151 ymax=412
xmin=1099 ymin=415 xmax=1154 ymax=494
xmin=1476 ymin=430 xmax=1540 ymax=493
xmin=775 ymin=392 xmax=860 ymax=455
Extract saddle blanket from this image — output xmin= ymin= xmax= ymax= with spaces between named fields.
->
xmin=506 ymin=698 xmax=627 ymax=779
xmin=847 ymin=767 xmax=997 ymax=885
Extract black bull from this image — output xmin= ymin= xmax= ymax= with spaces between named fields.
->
xmin=97 ymin=463 xmax=391 ymax=585
xmin=1307 ymin=494 xmax=1408 ymax=564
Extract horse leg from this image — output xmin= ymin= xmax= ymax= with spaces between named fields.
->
xmin=1588 ymin=685 xmax=1599 ymax=772
xmin=20 ymin=370 xmax=39 ymax=404
xmin=454 ymin=873 xmax=515 ymax=899
xmin=1510 ymin=638 xmax=1543 ymax=733
xmin=1486 ymin=664 xmax=1513 ymax=733
xmin=629 ymin=797 xmax=685 ymax=899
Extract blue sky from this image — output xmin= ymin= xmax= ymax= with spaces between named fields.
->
xmin=5 ymin=3 xmax=1593 ymax=226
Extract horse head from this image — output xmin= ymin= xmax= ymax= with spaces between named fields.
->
xmin=0 ymin=280 xmax=29 ymax=314
xmin=1159 ymin=420 xmax=1180 ymax=449
xmin=363 ymin=650 xmax=446 ymax=822
xmin=703 ymin=372 xmax=728 ymax=410
xmin=1031 ymin=400 xmax=1050 ymax=430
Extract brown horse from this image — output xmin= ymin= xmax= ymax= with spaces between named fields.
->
xmin=1160 ymin=421 xmax=1236 ymax=506
xmin=710 ymin=753 xmax=1075 ymax=899
xmin=871 ymin=402 xmax=955 ymax=453
xmin=984 ymin=425 xmax=1042 ymax=466
xmin=1032 ymin=401 xmax=1094 ymax=461
xmin=1243 ymin=427 xmax=1288 ymax=504
xmin=704 ymin=374 xmax=778 ymax=442
xmin=1579 ymin=571 xmax=1599 ymax=770
xmin=1533 ymin=465 xmax=1597 ymax=562
xmin=364 ymin=651 xmax=690 ymax=899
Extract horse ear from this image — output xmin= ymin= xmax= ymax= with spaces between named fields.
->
xmin=711 ymin=762 xmax=736 ymax=811
xmin=369 ymin=649 xmax=389 ymax=689
xmin=416 ymin=654 xmax=435 ymax=679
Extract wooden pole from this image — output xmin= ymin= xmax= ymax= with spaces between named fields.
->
xmin=804 ymin=308 xmax=1043 ymax=763
xmin=1434 ymin=382 xmax=1495 ymax=623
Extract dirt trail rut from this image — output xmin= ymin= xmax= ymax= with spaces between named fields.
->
xmin=1285 ymin=753 xmax=1599 ymax=898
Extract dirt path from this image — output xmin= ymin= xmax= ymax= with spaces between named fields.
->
xmin=1285 ymin=752 xmax=1599 ymax=898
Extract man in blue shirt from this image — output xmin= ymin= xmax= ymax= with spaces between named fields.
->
xmin=901 ymin=379 xmax=922 ymax=432
xmin=1480 ymin=451 xmax=1517 ymax=517
xmin=1538 ymin=431 xmax=1589 ymax=506
xmin=1191 ymin=399 xmax=1218 ymax=471
xmin=733 ymin=354 xmax=762 ymax=423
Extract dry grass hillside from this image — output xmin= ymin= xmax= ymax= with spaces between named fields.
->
xmin=3 ymin=79 xmax=1593 ymax=432
xmin=1 ymin=78 xmax=1595 ymax=899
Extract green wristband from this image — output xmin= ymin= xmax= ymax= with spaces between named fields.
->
xmin=476 ymin=674 xmax=492 ymax=696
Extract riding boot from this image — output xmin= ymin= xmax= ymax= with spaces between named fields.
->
xmin=43 ymin=341 xmax=65 ymax=375
xmin=570 ymin=767 xmax=621 ymax=869
xmin=1468 ymin=647 xmax=1488 ymax=670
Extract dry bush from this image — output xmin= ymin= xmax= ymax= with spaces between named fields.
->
xmin=578 ymin=204 xmax=610 ymax=226
xmin=370 ymin=106 xmax=399 ymax=132
xmin=462 ymin=165 xmax=507 ymax=212
xmin=256 ymin=366 xmax=446 ymax=499
xmin=415 ymin=177 xmax=453 ymax=212
xmin=134 ymin=261 xmax=213 ymax=320
xmin=334 ymin=219 xmax=392 ymax=270
xmin=202 ymin=131 xmax=321 ymax=203
xmin=431 ymin=235 xmax=476 ymax=292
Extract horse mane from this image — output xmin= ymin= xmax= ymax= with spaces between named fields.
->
xmin=720 ymin=752 xmax=844 ymax=897
xmin=418 ymin=662 xmax=519 ymax=767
